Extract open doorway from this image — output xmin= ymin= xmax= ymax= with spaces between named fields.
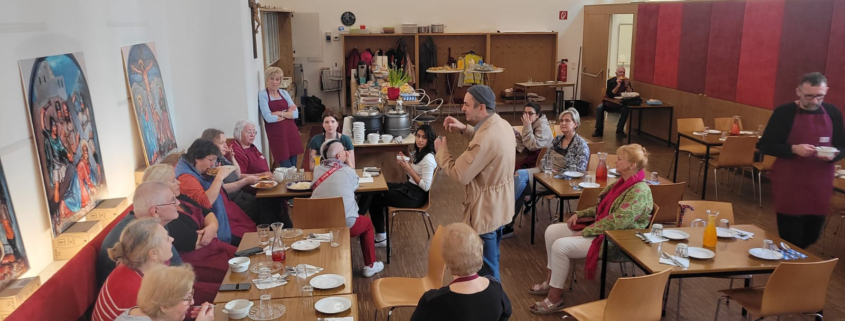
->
xmin=608 ymin=14 xmax=634 ymax=79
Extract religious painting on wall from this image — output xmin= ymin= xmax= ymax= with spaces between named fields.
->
xmin=19 ymin=53 xmax=107 ymax=237
xmin=0 ymin=161 xmax=29 ymax=290
xmin=121 ymin=42 xmax=177 ymax=166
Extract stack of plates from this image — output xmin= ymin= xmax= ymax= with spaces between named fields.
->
xmin=352 ymin=122 xmax=365 ymax=144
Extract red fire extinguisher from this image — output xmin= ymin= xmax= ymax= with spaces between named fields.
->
xmin=557 ymin=59 xmax=568 ymax=82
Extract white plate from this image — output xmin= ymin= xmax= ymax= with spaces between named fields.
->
xmin=314 ymin=296 xmax=352 ymax=314
xmin=610 ymin=168 xmax=618 ymax=175
xmin=291 ymin=240 xmax=321 ymax=251
xmin=687 ymin=247 xmax=715 ymax=259
xmin=614 ymin=96 xmax=623 ymax=100
xmin=662 ymin=230 xmax=690 ymax=240
xmin=251 ymin=180 xmax=278 ymax=190
xmin=310 ymin=274 xmax=345 ymax=289
xmin=749 ymin=248 xmax=783 ymax=260
xmin=739 ymin=131 xmax=755 ymax=135
xmin=838 ymin=169 xmax=845 ymax=176
xmin=716 ymin=227 xmax=735 ymax=238
xmin=563 ymin=171 xmax=584 ymax=178
xmin=706 ymin=130 xmax=721 ymax=134
xmin=579 ymin=182 xmax=601 ymax=188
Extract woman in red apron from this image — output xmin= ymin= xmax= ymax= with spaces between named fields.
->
xmin=758 ymin=73 xmax=844 ymax=249
xmin=259 ymin=67 xmax=303 ymax=167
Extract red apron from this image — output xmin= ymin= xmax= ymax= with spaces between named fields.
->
xmin=222 ymin=189 xmax=258 ymax=237
xmin=264 ymin=89 xmax=303 ymax=163
xmin=771 ymin=104 xmax=834 ymax=215
xmin=176 ymin=202 xmax=238 ymax=284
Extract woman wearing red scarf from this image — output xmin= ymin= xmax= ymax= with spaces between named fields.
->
xmin=528 ymin=144 xmax=653 ymax=314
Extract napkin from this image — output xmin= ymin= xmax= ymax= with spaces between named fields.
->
xmin=359 ymin=177 xmax=374 ymax=184
xmin=307 ymin=233 xmax=332 ymax=242
xmin=693 ymin=131 xmax=706 ymax=136
xmin=252 ymin=274 xmax=287 ymax=290
xmin=643 ymin=233 xmax=669 ymax=243
xmin=299 ymin=264 xmax=324 ymax=278
xmin=730 ymin=228 xmax=755 ymax=241
xmin=659 ymin=255 xmax=689 ymax=268
xmin=322 ymin=318 xmax=353 ymax=321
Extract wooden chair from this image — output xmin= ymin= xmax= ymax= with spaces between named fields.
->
xmin=714 ymin=117 xmax=743 ymax=132
xmin=534 ymin=147 xmax=549 ymax=168
xmin=587 ymin=141 xmax=605 ymax=155
xmin=387 ymin=168 xmax=440 ymax=262
xmin=563 ymin=268 xmax=671 ymax=320
xmin=648 ymin=182 xmax=686 ymax=226
xmin=714 ymin=259 xmax=839 ymax=320
xmin=705 ymin=136 xmax=758 ymax=200
xmin=291 ymin=197 xmax=347 ymax=229
xmin=588 ymin=154 xmax=619 ymax=172
xmin=372 ymin=226 xmax=447 ymax=321
xmin=822 ymin=195 xmax=845 ymax=257
xmin=667 ymin=118 xmax=720 ymax=192
xmin=751 ymin=155 xmax=775 ymax=208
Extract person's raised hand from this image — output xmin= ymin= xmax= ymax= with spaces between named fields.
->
xmin=215 ymin=165 xmax=236 ymax=179
xmin=434 ymin=136 xmax=447 ymax=153
xmin=443 ymin=116 xmax=466 ymax=133
xmin=196 ymin=302 xmax=215 ymax=321
xmin=521 ymin=113 xmax=531 ymax=126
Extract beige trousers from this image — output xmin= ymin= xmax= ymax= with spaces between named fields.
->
xmin=544 ymin=223 xmax=595 ymax=289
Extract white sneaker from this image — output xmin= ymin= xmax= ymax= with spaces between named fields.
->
xmin=374 ymin=239 xmax=387 ymax=248
xmin=375 ymin=233 xmax=387 ymax=242
xmin=363 ymin=261 xmax=384 ymax=277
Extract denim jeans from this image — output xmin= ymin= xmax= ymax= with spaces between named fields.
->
xmin=277 ymin=155 xmax=298 ymax=167
xmin=478 ymin=227 xmax=504 ymax=281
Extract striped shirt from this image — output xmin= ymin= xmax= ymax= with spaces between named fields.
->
xmin=92 ymin=264 xmax=142 ymax=321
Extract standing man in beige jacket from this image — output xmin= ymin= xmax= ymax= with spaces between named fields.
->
xmin=434 ymin=85 xmax=515 ymax=281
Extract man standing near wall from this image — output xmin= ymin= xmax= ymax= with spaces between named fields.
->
xmin=434 ymin=85 xmax=515 ymax=281
xmin=758 ymin=72 xmax=845 ymax=249
xmin=593 ymin=67 xmax=634 ymax=138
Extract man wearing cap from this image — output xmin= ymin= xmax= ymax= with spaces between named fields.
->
xmin=434 ymin=85 xmax=515 ymax=281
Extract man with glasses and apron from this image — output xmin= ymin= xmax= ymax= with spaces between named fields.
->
xmin=758 ymin=72 xmax=845 ymax=249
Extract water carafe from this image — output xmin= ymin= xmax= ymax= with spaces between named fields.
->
xmin=730 ymin=116 xmax=741 ymax=136
xmin=596 ymin=152 xmax=608 ymax=182
xmin=270 ymin=222 xmax=286 ymax=263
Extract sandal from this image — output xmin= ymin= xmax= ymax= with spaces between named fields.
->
xmin=528 ymin=281 xmax=550 ymax=295
xmin=529 ymin=298 xmax=566 ymax=315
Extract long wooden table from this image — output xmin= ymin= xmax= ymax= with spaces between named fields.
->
xmin=835 ymin=177 xmax=845 ymax=193
xmin=214 ymin=229 xmax=353 ymax=303
xmin=671 ymin=131 xmax=759 ymax=199
xmin=353 ymin=137 xmax=414 ymax=183
xmin=603 ymin=97 xmax=674 ymax=147
xmin=212 ymin=294 xmax=358 ymax=320
xmin=513 ymin=81 xmax=575 ymax=115
xmin=256 ymin=169 xmax=389 ymax=199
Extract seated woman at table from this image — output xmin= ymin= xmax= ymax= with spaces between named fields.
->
xmin=175 ymin=138 xmax=256 ymax=246
xmin=230 ymin=120 xmax=271 ymax=175
xmin=307 ymin=110 xmax=355 ymax=169
xmin=143 ymin=164 xmax=237 ymax=284
xmin=503 ymin=108 xmax=590 ymax=237
xmin=411 ymin=223 xmax=512 ymax=321
xmin=311 ymin=139 xmax=383 ymax=277
xmin=358 ymin=125 xmax=438 ymax=246
xmin=515 ymin=102 xmax=553 ymax=171
xmin=93 ymin=218 xmax=174 ymax=321
xmin=528 ymin=144 xmax=653 ymax=314
xmin=114 ymin=265 xmax=215 ymax=321
xmin=202 ymin=128 xmax=260 ymax=218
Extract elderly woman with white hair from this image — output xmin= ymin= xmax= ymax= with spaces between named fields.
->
xmin=503 ymin=108 xmax=590 ymax=237
xmin=229 ymin=120 xmax=271 ymax=175
xmin=114 ymin=265 xmax=215 ymax=321
xmin=411 ymin=223 xmax=512 ymax=321
xmin=259 ymin=66 xmax=303 ymax=167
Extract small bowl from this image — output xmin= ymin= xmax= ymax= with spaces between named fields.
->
xmin=817 ymin=146 xmax=839 ymax=158
xmin=396 ymin=155 xmax=410 ymax=162
xmin=381 ymin=135 xmax=394 ymax=143
xmin=223 ymin=299 xmax=253 ymax=319
xmin=228 ymin=257 xmax=250 ymax=273
xmin=383 ymin=27 xmax=395 ymax=34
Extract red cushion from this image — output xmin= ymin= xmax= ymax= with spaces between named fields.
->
xmin=7 ymin=246 xmax=98 ymax=321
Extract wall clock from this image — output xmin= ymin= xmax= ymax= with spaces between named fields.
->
xmin=341 ymin=11 xmax=356 ymax=26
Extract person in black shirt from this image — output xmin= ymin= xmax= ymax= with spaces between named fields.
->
xmin=411 ymin=223 xmax=511 ymax=321
xmin=593 ymin=67 xmax=634 ymax=138
xmin=757 ymin=72 xmax=845 ymax=249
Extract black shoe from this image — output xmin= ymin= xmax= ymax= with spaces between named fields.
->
xmin=616 ymin=131 xmax=627 ymax=138
xmin=502 ymin=225 xmax=515 ymax=239
xmin=523 ymin=198 xmax=535 ymax=215
xmin=592 ymin=131 xmax=603 ymax=137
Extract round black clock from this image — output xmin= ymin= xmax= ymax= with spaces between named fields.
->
xmin=341 ymin=11 xmax=356 ymax=26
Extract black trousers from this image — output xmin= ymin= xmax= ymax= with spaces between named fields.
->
xmin=776 ymin=213 xmax=827 ymax=249
xmin=595 ymin=103 xmax=630 ymax=133
xmin=358 ymin=182 xmax=427 ymax=233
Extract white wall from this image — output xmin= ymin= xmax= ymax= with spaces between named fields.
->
xmin=0 ymin=0 xmax=255 ymax=279
xmin=608 ymin=14 xmax=634 ymax=77
xmin=261 ymin=0 xmax=631 ymax=108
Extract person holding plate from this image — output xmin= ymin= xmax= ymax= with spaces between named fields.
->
xmin=593 ymin=66 xmax=634 ymax=138
xmin=201 ymin=128 xmax=260 ymax=217
xmin=757 ymin=72 xmax=845 ymax=249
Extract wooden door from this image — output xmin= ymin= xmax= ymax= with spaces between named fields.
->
xmin=581 ymin=14 xmax=610 ymax=116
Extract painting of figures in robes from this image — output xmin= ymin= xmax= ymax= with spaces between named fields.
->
xmin=19 ymin=53 xmax=107 ymax=237
xmin=121 ymin=42 xmax=177 ymax=166
xmin=0 ymin=161 xmax=29 ymax=291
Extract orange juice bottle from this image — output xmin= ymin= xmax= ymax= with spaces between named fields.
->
xmin=703 ymin=210 xmax=718 ymax=247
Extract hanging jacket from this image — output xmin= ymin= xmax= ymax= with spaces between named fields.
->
xmin=462 ymin=52 xmax=483 ymax=86
xmin=345 ymin=48 xmax=360 ymax=77
xmin=361 ymin=49 xmax=374 ymax=66
xmin=420 ymin=36 xmax=437 ymax=83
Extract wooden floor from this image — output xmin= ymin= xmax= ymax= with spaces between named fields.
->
xmin=300 ymin=109 xmax=845 ymax=321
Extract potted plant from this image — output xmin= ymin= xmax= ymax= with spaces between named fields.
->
xmin=387 ymin=67 xmax=411 ymax=100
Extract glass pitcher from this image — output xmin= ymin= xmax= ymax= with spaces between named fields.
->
xmin=542 ymin=153 xmax=553 ymax=176
xmin=270 ymin=222 xmax=286 ymax=264
xmin=596 ymin=152 xmax=608 ymax=182
xmin=692 ymin=210 xmax=719 ymax=247
xmin=730 ymin=116 xmax=741 ymax=136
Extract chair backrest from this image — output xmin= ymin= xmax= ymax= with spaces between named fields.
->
xmin=647 ymin=204 xmax=661 ymax=228
xmin=648 ymin=182 xmax=686 ymax=226
xmin=604 ymin=268 xmax=672 ymax=321
xmin=716 ymin=136 xmax=758 ymax=167
xmin=677 ymin=201 xmax=734 ymax=227
xmin=587 ymin=141 xmax=605 ymax=155
xmin=576 ymin=187 xmax=604 ymax=211
xmin=758 ymin=155 xmax=776 ymax=171
xmin=714 ymin=117 xmax=743 ymax=132
xmin=423 ymin=225 xmax=448 ymax=289
xmin=760 ymin=259 xmax=839 ymax=316
xmin=534 ymin=147 xmax=549 ymax=168
xmin=677 ymin=118 xmax=705 ymax=149
xmin=291 ymin=197 xmax=347 ymax=229
xmin=418 ymin=167 xmax=440 ymax=211
xmin=588 ymin=154 xmax=619 ymax=172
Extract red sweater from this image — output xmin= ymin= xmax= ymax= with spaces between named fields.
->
xmin=92 ymin=264 xmax=142 ymax=321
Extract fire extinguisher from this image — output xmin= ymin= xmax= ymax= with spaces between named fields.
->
xmin=557 ymin=59 xmax=568 ymax=82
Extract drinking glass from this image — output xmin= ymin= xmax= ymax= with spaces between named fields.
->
xmin=543 ymin=158 xmax=553 ymax=176
xmin=650 ymin=171 xmax=659 ymax=182
xmin=527 ymin=77 xmax=533 ymax=83
xmin=651 ymin=224 xmax=664 ymax=238
xmin=762 ymin=239 xmax=777 ymax=259
xmin=757 ymin=125 xmax=765 ymax=136
xmin=703 ymin=126 xmax=710 ymax=136
xmin=258 ymin=294 xmax=272 ymax=318
xmin=296 ymin=264 xmax=314 ymax=296
xmin=719 ymin=219 xmax=730 ymax=230
xmin=258 ymin=267 xmax=272 ymax=284
xmin=331 ymin=229 xmax=341 ymax=248
xmin=720 ymin=131 xmax=728 ymax=140
xmin=584 ymin=175 xmax=594 ymax=184
xmin=675 ymin=244 xmax=689 ymax=258
xmin=836 ymin=165 xmax=842 ymax=177
xmin=257 ymin=224 xmax=271 ymax=246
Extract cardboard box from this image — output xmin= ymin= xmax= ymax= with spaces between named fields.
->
xmin=134 ymin=168 xmax=145 ymax=186
xmin=52 ymin=221 xmax=103 ymax=260
xmin=86 ymin=197 xmax=129 ymax=222
xmin=0 ymin=277 xmax=41 ymax=314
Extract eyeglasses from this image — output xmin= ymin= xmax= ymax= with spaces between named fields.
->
xmin=183 ymin=290 xmax=194 ymax=302
xmin=798 ymin=88 xmax=826 ymax=101
xmin=204 ymin=156 xmax=218 ymax=163
xmin=156 ymin=198 xmax=179 ymax=208
xmin=245 ymin=130 xmax=257 ymax=135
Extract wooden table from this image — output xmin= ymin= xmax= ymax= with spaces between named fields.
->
xmin=513 ymin=81 xmax=575 ymax=115
xmin=671 ymin=131 xmax=759 ymax=199
xmin=835 ymin=177 xmax=845 ymax=193
xmin=426 ymin=69 xmax=462 ymax=116
xmin=256 ymin=169 xmax=389 ymax=199
xmin=352 ymin=137 xmax=414 ymax=183
xmin=214 ymin=229 xmax=353 ymax=302
xmin=600 ymin=225 xmax=822 ymax=317
xmin=529 ymin=171 xmax=672 ymax=244
xmin=387 ymin=99 xmax=420 ymax=106
xmin=212 ymin=294 xmax=358 ymax=320
xmin=603 ymin=98 xmax=674 ymax=147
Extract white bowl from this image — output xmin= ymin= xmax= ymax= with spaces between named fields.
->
xmin=228 ymin=257 xmax=250 ymax=273
xmin=396 ymin=155 xmax=410 ymax=162
xmin=223 ymin=299 xmax=253 ymax=319
xmin=621 ymin=92 xmax=640 ymax=98
xmin=381 ymin=135 xmax=393 ymax=143
xmin=817 ymin=146 xmax=839 ymax=158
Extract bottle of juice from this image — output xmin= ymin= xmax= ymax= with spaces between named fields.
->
xmin=730 ymin=116 xmax=741 ymax=136
xmin=703 ymin=210 xmax=719 ymax=247
xmin=596 ymin=152 xmax=608 ymax=182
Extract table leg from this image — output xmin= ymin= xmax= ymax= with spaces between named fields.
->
xmin=385 ymin=205 xmax=391 ymax=264
xmin=600 ymin=236 xmax=608 ymax=299
xmin=668 ymin=108 xmax=674 ymax=147
xmin=531 ymin=178 xmax=537 ymax=244
xmin=627 ymin=107 xmax=633 ymax=144
xmin=741 ymin=278 xmax=751 ymax=316
xmin=673 ymin=133 xmax=680 ymax=182
xmin=558 ymin=197 xmax=564 ymax=222
xmin=637 ymin=109 xmax=643 ymax=135
xmin=701 ymin=146 xmax=711 ymax=199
